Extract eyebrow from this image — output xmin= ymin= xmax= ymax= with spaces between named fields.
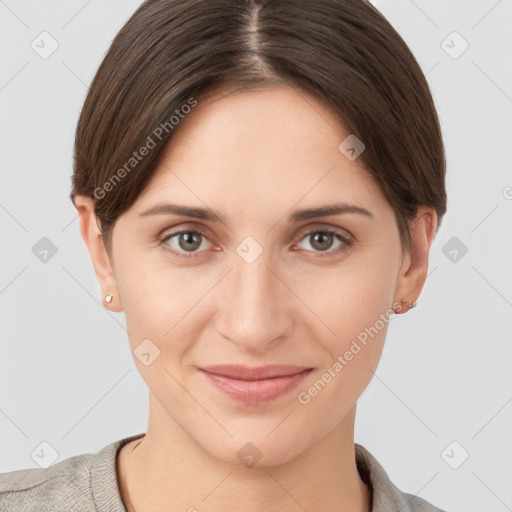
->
xmin=137 ymin=202 xmax=374 ymax=223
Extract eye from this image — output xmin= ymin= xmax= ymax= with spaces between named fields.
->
xmin=295 ymin=229 xmax=353 ymax=256
xmin=159 ymin=229 xmax=214 ymax=258
xmin=158 ymin=227 xmax=353 ymax=259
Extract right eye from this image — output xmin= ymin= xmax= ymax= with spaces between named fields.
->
xmin=158 ymin=229 xmax=215 ymax=258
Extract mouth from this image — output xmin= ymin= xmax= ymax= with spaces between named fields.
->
xmin=198 ymin=365 xmax=314 ymax=404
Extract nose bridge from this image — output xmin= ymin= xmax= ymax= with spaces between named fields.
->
xmin=216 ymin=247 xmax=291 ymax=350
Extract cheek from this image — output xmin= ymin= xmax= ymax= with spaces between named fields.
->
xmin=295 ymin=279 xmax=392 ymax=425
xmin=114 ymin=260 xmax=175 ymax=343
xmin=116 ymin=257 xmax=215 ymax=367
xmin=291 ymin=251 xmax=397 ymax=393
xmin=291 ymin=251 xmax=397 ymax=338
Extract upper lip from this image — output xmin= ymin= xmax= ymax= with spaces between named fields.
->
xmin=200 ymin=365 xmax=313 ymax=381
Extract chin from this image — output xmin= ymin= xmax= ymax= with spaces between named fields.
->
xmin=196 ymin=424 xmax=314 ymax=468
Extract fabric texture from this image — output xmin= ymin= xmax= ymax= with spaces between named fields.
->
xmin=0 ymin=433 xmax=447 ymax=511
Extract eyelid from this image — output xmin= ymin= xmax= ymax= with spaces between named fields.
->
xmin=295 ymin=223 xmax=353 ymax=241
xmin=158 ymin=226 xmax=216 ymax=257
xmin=157 ymin=221 xmax=214 ymax=238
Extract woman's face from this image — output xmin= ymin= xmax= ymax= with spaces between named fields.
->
xmin=102 ymin=85 xmax=425 ymax=466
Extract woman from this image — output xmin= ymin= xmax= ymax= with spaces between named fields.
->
xmin=0 ymin=0 xmax=448 ymax=510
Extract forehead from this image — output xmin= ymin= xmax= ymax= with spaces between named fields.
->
xmin=133 ymin=85 xmax=388 ymax=219
xmin=162 ymin=84 xmax=346 ymax=165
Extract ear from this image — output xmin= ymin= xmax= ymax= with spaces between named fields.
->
xmin=392 ymin=206 xmax=437 ymax=314
xmin=73 ymin=195 xmax=123 ymax=312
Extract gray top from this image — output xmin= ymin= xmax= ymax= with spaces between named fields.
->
xmin=0 ymin=432 xmax=447 ymax=511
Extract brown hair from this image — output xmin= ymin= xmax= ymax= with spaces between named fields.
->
xmin=70 ymin=0 xmax=447 ymax=258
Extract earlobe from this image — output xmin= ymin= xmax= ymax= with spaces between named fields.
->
xmin=392 ymin=207 xmax=437 ymax=314
xmin=73 ymin=195 xmax=123 ymax=312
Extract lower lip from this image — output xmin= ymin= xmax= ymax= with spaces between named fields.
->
xmin=200 ymin=369 xmax=313 ymax=405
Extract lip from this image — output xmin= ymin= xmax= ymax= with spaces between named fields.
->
xmin=200 ymin=364 xmax=312 ymax=380
xmin=199 ymin=365 xmax=313 ymax=405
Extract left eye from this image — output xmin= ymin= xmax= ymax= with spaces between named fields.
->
xmin=296 ymin=230 xmax=351 ymax=254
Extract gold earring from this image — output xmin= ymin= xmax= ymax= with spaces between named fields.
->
xmin=105 ymin=295 xmax=113 ymax=303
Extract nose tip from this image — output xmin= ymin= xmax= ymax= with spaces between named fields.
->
xmin=215 ymin=258 xmax=293 ymax=352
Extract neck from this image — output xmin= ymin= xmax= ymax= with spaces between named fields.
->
xmin=117 ymin=397 xmax=371 ymax=512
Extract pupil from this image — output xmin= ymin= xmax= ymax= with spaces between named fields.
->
xmin=312 ymin=232 xmax=332 ymax=251
xmin=180 ymin=232 xmax=201 ymax=251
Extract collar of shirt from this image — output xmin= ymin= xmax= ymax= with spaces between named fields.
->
xmin=90 ymin=433 xmax=440 ymax=512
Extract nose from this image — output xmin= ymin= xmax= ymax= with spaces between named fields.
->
xmin=215 ymin=250 xmax=293 ymax=353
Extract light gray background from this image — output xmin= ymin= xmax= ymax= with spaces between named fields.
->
xmin=1 ymin=1 xmax=511 ymax=511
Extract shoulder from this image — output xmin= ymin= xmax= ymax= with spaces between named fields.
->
xmin=0 ymin=433 xmax=145 ymax=511
xmin=400 ymin=491 xmax=448 ymax=512
xmin=0 ymin=451 xmax=96 ymax=511
xmin=354 ymin=443 xmax=448 ymax=512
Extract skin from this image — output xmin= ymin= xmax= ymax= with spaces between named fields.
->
xmin=74 ymin=84 xmax=437 ymax=512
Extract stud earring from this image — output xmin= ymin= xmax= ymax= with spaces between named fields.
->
xmin=393 ymin=298 xmax=417 ymax=314
xmin=104 ymin=295 xmax=113 ymax=303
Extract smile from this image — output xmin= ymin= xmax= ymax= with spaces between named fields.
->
xmin=199 ymin=365 xmax=314 ymax=405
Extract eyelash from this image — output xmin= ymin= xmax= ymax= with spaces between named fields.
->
xmin=157 ymin=228 xmax=353 ymax=259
